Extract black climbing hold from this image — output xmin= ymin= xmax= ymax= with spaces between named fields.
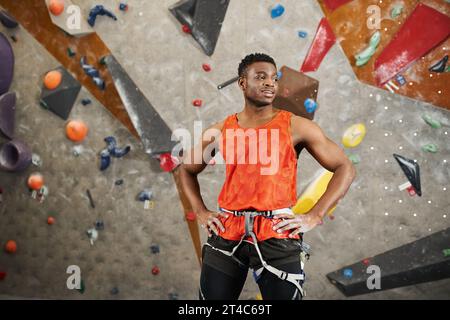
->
xmin=393 ymin=154 xmax=421 ymax=196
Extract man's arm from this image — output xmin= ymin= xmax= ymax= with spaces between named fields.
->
xmin=274 ymin=116 xmax=356 ymax=235
xmin=179 ymin=121 xmax=228 ymax=235
xmin=292 ymin=116 xmax=356 ymax=219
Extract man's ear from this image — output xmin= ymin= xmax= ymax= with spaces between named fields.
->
xmin=238 ymin=76 xmax=246 ymax=91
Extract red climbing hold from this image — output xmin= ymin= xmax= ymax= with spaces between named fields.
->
xmin=152 ymin=266 xmax=160 ymax=275
xmin=47 ymin=216 xmax=55 ymax=225
xmin=193 ymin=99 xmax=203 ymax=107
xmin=407 ymin=186 xmax=416 ymax=197
xmin=159 ymin=153 xmax=178 ymax=172
xmin=186 ymin=211 xmax=196 ymax=222
xmin=362 ymin=258 xmax=370 ymax=266
xmin=182 ymin=24 xmax=191 ymax=34
xmin=0 ymin=271 xmax=6 ymax=280
xmin=202 ymin=64 xmax=211 ymax=72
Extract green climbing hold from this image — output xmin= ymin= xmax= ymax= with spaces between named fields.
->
xmin=445 ymin=65 xmax=450 ymax=73
xmin=443 ymin=249 xmax=450 ymax=257
xmin=422 ymin=114 xmax=442 ymax=129
xmin=422 ymin=144 xmax=438 ymax=153
xmin=99 ymin=56 xmax=107 ymax=65
xmin=355 ymin=31 xmax=381 ymax=67
xmin=77 ymin=279 xmax=85 ymax=294
xmin=67 ymin=48 xmax=76 ymax=57
xmin=391 ymin=5 xmax=403 ymax=19
xmin=39 ymin=100 xmax=49 ymax=110
xmin=348 ymin=154 xmax=361 ymax=164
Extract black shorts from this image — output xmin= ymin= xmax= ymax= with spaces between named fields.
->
xmin=202 ymin=234 xmax=305 ymax=278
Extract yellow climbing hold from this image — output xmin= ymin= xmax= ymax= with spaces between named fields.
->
xmin=256 ymin=293 xmax=263 ymax=300
xmin=342 ymin=123 xmax=366 ymax=148
xmin=292 ymin=169 xmax=337 ymax=216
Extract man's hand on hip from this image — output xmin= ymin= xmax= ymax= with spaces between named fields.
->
xmin=272 ymin=211 xmax=323 ymax=237
xmin=197 ymin=209 xmax=229 ymax=237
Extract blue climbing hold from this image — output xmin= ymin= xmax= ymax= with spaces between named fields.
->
xmin=270 ymin=4 xmax=285 ymax=19
xmin=395 ymin=74 xmax=406 ymax=86
xmin=80 ymin=56 xmax=105 ymax=90
xmin=110 ymin=146 xmax=131 ymax=158
xmin=99 ymin=149 xmax=111 ymax=171
xmin=298 ymin=31 xmax=308 ymax=38
xmin=104 ymin=136 xmax=131 ymax=158
xmin=137 ymin=189 xmax=153 ymax=202
xmin=87 ymin=5 xmax=117 ymax=27
xmin=99 ymin=137 xmax=131 ymax=171
xmin=343 ymin=268 xmax=353 ymax=278
xmin=81 ymin=98 xmax=92 ymax=106
xmin=304 ymin=98 xmax=317 ymax=113
xmin=150 ymin=244 xmax=160 ymax=254
xmin=104 ymin=136 xmax=117 ymax=153
xmin=277 ymin=71 xmax=282 ymax=80
xmin=119 ymin=3 xmax=128 ymax=11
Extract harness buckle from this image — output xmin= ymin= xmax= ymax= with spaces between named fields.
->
xmin=280 ymin=271 xmax=288 ymax=280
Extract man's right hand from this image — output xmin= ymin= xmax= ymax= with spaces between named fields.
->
xmin=197 ymin=209 xmax=229 ymax=237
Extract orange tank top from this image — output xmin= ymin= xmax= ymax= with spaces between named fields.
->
xmin=217 ymin=110 xmax=299 ymax=241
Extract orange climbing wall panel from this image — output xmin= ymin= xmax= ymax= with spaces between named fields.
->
xmin=0 ymin=0 xmax=138 ymax=137
xmin=317 ymin=0 xmax=450 ymax=110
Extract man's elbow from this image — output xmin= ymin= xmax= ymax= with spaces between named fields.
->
xmin=347 ymin=160 xmax=357 ymax=182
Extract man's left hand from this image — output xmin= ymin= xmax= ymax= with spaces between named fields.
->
xmin=272 ymin=211 xmax=323 ymax=237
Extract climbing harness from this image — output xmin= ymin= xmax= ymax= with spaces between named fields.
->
xmin=204 ymin=207 xmax=310 ymax=298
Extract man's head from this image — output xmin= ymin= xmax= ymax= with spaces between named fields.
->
xmin=238 ymin=53 xmax=278 ymax=108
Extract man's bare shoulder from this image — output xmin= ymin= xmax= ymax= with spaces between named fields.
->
xmin=291 ymin=115 xmax=325 ymax=145
xmin=291 ymin=115 xmax=319 ymax=131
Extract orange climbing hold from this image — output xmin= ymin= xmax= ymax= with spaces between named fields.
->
xmin=49 ymin=0 xmax=65 ymax=16
xmin=5 ymin=240 xmax=17 ymax=254
xmin=66 ymin=120 xmax=88 ymax=142
xmin=28 ymin=173 xmax=44 ymax=190
xmin=44 ymin=70 xmax=62 ymax=90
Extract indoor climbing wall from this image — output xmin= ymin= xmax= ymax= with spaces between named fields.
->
xmin=0 ymin=0 xmax=449 ymax=300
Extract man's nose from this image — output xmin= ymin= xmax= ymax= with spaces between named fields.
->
xmin=264 ymin=79 xmax=275 ymax=87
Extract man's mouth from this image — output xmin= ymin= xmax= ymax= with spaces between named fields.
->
xmin=261 ymin=89 xmax=275 ymax=98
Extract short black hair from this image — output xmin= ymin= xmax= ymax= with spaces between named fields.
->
xmin=238 ymin=53 xmax=277 ymax=77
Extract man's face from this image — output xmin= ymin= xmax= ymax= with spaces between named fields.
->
xmin=239 ymin=61 xmax=279 ymax=107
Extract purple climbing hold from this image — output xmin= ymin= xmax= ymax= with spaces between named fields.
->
xmin=0 ymin=139 xmax=32 ymax=172
xmin=0 ymin=92 xmax=16 ymax=139
xmin=0 ymin=10 xmax=18 ymax=29
xmin=0 ymin=32 xmax=14 ymax=96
